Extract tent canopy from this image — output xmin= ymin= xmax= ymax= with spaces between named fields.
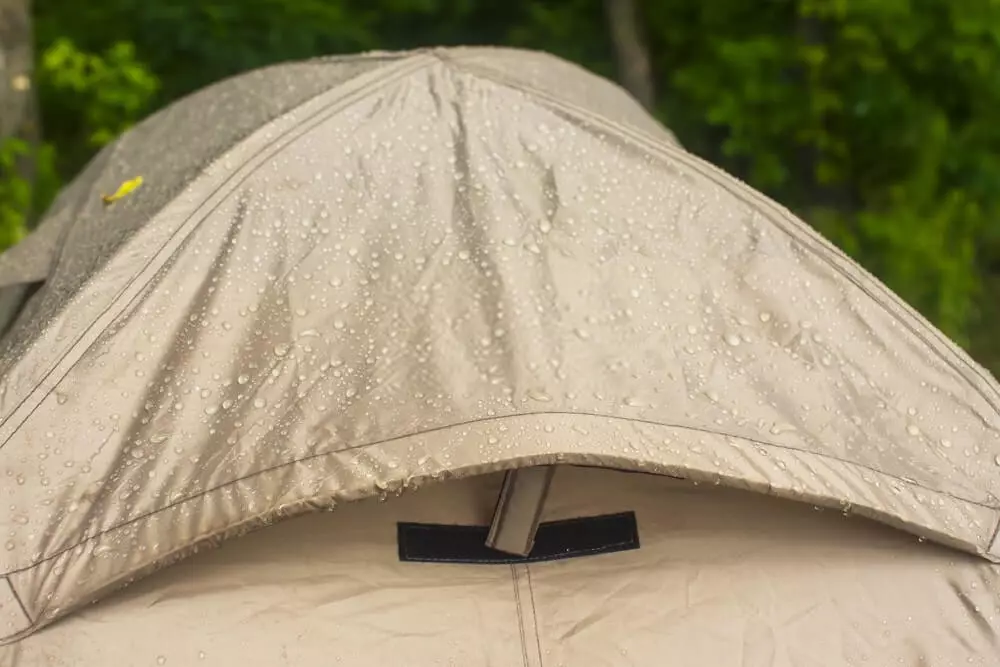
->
xmin=1 ymin=46 xmax=999 ymax=646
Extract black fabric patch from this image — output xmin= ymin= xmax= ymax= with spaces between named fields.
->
xmin=397 ymin=512 xmax=639 ymax=564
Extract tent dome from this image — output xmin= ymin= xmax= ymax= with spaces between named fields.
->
xmin=1 ymin=46 xmax=999 ymax=666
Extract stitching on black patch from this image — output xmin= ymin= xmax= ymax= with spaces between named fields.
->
xmin=397 ymin=512 xmax=640 ymax=564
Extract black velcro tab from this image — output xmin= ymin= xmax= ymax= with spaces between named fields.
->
xmin=397 ymin=512 xmax=639 ymax=564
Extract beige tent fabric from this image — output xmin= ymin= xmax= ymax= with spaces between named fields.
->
xmin=1 ymin=46 xmax=1000 ymax=645
xmin=5 ymin=467 xmax=1000 ymax=666
xmin=0 ymin=54 xmax=398 ymax=362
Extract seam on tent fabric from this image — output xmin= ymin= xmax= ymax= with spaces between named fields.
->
xmin=3 ymin=410 xmax=996 ymax=579
xmin=2 ymin=578 xmax=30 ymax=625
xmin=525 ymin=566 xmax=545 ymax=667
xmin=0 ymin=54 xmax=435 ymax=448
xmin=989 ymin=517 xmax=1000 ymax=557
xmin=511 ymin=565 xmax=531 ymax=667
xmin=446 ymin=60 xmax=1000 ymax=417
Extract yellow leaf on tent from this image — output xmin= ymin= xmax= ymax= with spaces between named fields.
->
xmin=101 ymin=176 xmax=144 ymax=206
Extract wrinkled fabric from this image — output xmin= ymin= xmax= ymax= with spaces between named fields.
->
xmin=0 ymin=47 xmax=999 ymax=646
xmin=6 ymin=468 xmax=1000 ymax=666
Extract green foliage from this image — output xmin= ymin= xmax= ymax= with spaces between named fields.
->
xmin=0 ymin=36 xmax=156 ymax=248
xmin=37 ymin=38 xmax=159 ymax=176
xmin=35 ymin=0 xmax=376 ymax=102
xmin=644 ymin=0 xmax=1000 ymax=351
xmin=0 ymin=138 xmax=59 ymax=253
xmin=0 ymin=139 xmax=32 ymax=250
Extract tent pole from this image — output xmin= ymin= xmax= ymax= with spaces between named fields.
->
xmin=486 ymin=466 xmax=556 ymax=557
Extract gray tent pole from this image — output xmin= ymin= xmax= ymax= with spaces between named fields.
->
xmin=486 ymin=466 xmax=556 ymax=556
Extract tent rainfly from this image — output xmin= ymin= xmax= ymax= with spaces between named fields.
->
xmin=1 ymin=47 xmax=999 ymax=667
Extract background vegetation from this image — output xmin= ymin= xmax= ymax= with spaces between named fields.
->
xmin=2 ymin=0 xmax=998 ymax=374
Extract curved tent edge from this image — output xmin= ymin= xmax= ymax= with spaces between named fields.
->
xmin=3 ymin=412 xmax=998 ymax=644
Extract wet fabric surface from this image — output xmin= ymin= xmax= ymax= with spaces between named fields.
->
xmin=0 ymin=47 xmax=999 ymax=644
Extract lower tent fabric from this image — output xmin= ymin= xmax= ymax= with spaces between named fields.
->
xmin=4 ymin=466 xmax=999 ymax=667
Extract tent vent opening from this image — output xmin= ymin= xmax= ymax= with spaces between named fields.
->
xmin=396 ymin=511 xmax=640 ymax=564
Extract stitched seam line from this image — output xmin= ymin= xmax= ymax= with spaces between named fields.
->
xmin=511 ymin=565 xmax=530 ymax=667
xmin=3 ymin=577 xmax=31 ymax=625
xmin=2 ymin=410 xmax=995 ymax=578
xmin=526 ymin=566 xmax=544 ymax=667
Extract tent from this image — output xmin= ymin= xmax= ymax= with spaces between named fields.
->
xmin=1 ymin=46 xmax=999 ymax=666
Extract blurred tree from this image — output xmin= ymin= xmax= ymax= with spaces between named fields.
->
xmin=605 ymin=0 xmax=656 ymax=110
xmin=0 ymin=0 xmax=37 ymax=248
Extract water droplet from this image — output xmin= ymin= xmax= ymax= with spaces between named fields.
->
xmin=526 ymin=389 xmax=552 ymax=402
xmin=724 ymin=333 xmax=741 ymax=347
xmin=4 ymin=540 xmax=15 ymax=551
xmin=759 ymin=312 xmax=772 ymax=322
xmin=273 ymin=344 xmax=290 ymax=357
xmin=994 ymin=454 xmax=1000 ymax=467
xmin=237 ymin=374 xmax=250 ymax=385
